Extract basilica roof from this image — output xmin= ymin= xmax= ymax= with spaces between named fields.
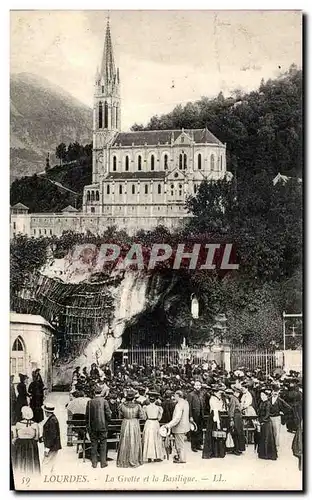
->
xmin=111 ymin=128 xmax=223 ymax=147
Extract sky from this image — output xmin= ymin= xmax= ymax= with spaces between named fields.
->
xmin=10 ymin=10 xmax=302 ymax=130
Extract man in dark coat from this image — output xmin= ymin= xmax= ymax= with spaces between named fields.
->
xmin=42 ymin=403 xmax=62 ymax=472
xmin=187 ymin=381 xmax=204 ymax=452
xmin=86 ymin=386 xmax=112 ymax=468
xmin=160 ymin=390 xmax=176 ymax=424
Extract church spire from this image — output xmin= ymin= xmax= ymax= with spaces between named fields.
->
xmin=100 ymin=19 xmax=116 ymax=83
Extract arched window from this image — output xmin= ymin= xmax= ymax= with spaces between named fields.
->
xmin=211 ymin=154 xmax=215 ymax=171
xmin=12 ymin=336 xmax=24 ymax=351
xmin=119 ymin=184 xmax=123 ymax=195
xmin=98 ymin=101 xmax=103 ymax=129
xmin=113 ymin=156 xmax=117 ymax=171
xmin=101 ymin=85 xmax=104 ymax=94
xmin=96 ymin=191 xmax=99 ymax=201
xmin=111 ymin=106 xmax=114 ymax=128
xmin=125 ymin=156 xmax=129 ymax=171
xmin=132 ymin=184 xmax=135 ymax=195
xmin=87 ymin=191 xmax=90 ymax=201
xmin=104 ymin=101 xmax=108 ymax=128
xmin=179 ymin=154 xmax=183 ymax=170
xmin=170 ymin=184 xmax=174 ymax=196
xmin=164 ymin=154 xmax=168 ymax=170
xmin=179 ymin=184 xmax=183 ymax=196
xmin=158 ymin=184 xmax=161 ymax=194
xmin=107 ymin=184 xmax=110 ymax=195
xmin=91 ymin=191 xmax=95 ymax=201
xmin=145 ymin=184 xmax=148 ymax=194
xmin=138 ymin=155 xmax=142 ymax=171
xmin=151 ymin=155 xmax=155 ymax=171
xmin=183 ymin=154 xmax=187 ymax=170
xmin=11 ymin=336 xmax=25 ymax=376
xmin=198 ymin=153 xmax=202 ymax=170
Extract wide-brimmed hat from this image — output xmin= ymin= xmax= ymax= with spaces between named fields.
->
xmin=43 ymin=403 xmax=55 ymax=413
xmin=159 ymin=425 xmax=171 ymax=438
xmin=190 ymin=421 xmax=198 ymax=432
xmin=231 ymin=384 xmax=242 ymax=393
xmin=211 ymin=383 xmax=226 ymax=392
xmin=224 ymin=388 xmax=234 ymax=395
xmin=148 ymin=391 xmax=160 ymax=398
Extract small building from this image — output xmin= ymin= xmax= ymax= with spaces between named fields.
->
xmin=10 ymin=203 xmax=31 ymax=238
xmin=10 ymin=313 xmax=54 ymax=390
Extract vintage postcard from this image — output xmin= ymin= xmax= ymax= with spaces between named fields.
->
xmin=10 ymin=10 xmax=303 ymax=491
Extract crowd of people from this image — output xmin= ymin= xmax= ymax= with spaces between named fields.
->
xmin=10 ymin=359 xmax=303 ymax=477
xmin=66 ymin=359 xmax=303 ymax=470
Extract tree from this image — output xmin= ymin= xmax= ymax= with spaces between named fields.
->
xmin=55 ymin=143 xmax=67 ymax=165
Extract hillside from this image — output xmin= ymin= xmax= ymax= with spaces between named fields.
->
xmin=10 ymin=73 xmax=92 ymax=182
xmin=132 ymin=65 xmax=302 ymax=180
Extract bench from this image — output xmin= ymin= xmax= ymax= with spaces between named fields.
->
xmin=66 ymin=419 xmax=146 ymax=462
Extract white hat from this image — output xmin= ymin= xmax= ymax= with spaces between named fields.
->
xmin=21 ymin=406 xmax=33 ymax=420
xmin=42 ymin=403 xmax=55 ymax=413
xmin=159 ymin=425 xmax=171 ymax=438
xmin=190 ymin=421 xmax=198 ymax=432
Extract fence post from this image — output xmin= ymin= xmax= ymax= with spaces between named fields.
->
xmin=265 ymin=349 xmax=268 ymax=377
xmin=152 ymin=344 xmax=156 ymax=367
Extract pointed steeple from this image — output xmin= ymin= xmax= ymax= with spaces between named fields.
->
xmin=100 ymin=19 xmax=116 ymax=83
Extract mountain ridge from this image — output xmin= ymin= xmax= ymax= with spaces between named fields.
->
xmin=10 ymin=72 xmax=92 ymax=182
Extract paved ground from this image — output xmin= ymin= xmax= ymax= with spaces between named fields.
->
xmin=15 ymin=392 xmax=303 ymax=491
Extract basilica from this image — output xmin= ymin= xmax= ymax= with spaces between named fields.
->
xmin=82 ymin=20 xmax=231 ymax=230
xmin=10 ymin=21 xmax=231 ymax=238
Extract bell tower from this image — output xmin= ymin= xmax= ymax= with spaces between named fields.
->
xmin=93 ymin=19 xmax=120 ymax=182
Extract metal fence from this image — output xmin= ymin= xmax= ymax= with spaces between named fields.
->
xmin=118 ymin=346 xmax=224 ymax=368
xmin=230 ymin=347 xmax=283 ymax=375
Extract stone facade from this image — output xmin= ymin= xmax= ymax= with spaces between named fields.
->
xmin=10 ymin=313 xmax=54 ymax=390
xmin=10 ymin=20 xmax=231 ymax=238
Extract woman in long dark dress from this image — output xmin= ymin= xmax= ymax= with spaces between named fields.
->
xmin=226 ymin=388 xmax=246 ymax=455
xmin=202 ymin=385 xmax=227 ymax=459
xmin=117 ymin=390 xmax=145 ymax=468
xmin=257 ymin=390 xmax=278 ymax=460
xmin=12 ymin=406 xmax=40 ymax=476
xmin=16 ymin=374 xmax=29 ymax=422
xmin=28 ymin=370 xmax=45 ymax=423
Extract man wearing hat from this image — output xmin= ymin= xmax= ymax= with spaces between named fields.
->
xmin=165 ymin=390 xmax=190 ymax=463
xmin=85 ymin=385 xmax=112 ymax=468
xmin=187 ymin=381 xmax=204 ymax=452
xmin=42 ymin=403 xmax=62 ymax=472
xmin=160 ymin=390 xmax=175 ymax=425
